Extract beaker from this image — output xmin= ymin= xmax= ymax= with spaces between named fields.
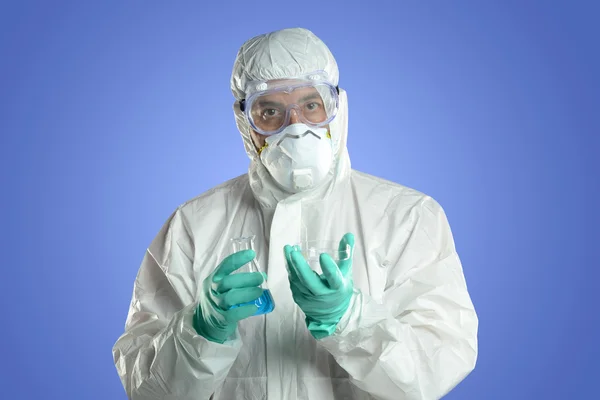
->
xmin=296 ymin=239 xmax=351 ymax=274
xmin=229 ymin=235 xmax=275 ymax=316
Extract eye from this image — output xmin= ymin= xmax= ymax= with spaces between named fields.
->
xmin=305 ymin=102 xmax=322 ymax=111
xmin=262 ymin=108 xmax=279 ymax=118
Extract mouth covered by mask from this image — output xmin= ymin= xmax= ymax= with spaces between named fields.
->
xmin=240 ymin=71 xmax=340 ymax=193
xmin=259 ymin=123 xmax=333 ymax=192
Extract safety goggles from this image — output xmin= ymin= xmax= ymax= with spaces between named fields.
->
xmin=240 ymin=71 xmax=339 ymax=136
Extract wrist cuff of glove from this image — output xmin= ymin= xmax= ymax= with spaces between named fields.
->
xmin=307 ymin=289 xmax=361 ymax=339
xmin=306 ymin=319 xmax=339 ymax=339
xmin=305 ymin=304 xmax=350 ymax=339
xmin=193 ymin=305 xmax=232 ymax=344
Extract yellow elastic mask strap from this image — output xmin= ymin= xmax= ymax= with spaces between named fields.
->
xmin=258 ymin=142 xmax=268 ymax=155
xmin=258 ymin=130 xmax=330 ymax=155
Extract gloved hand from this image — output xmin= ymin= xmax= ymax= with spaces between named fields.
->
xmin=193 ymin=249 xmax=265 ymax=344
xmin=284 ymin=233 xmax=355 ymax=339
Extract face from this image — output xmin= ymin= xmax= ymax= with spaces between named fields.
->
xmin=247 ymin=86 xmax=330 ymax=151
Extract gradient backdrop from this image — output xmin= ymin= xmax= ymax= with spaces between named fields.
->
xmin=1 ymin=1 xmax=598 ymax=399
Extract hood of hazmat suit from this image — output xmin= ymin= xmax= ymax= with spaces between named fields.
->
xmin=112 ymin=27 xmax=478 ymax=400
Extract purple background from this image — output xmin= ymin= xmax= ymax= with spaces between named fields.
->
xmin=1 ymin=1 xmax=598 ymax=399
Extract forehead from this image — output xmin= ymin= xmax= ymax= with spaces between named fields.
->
xmin=266 ymin=76 xmax=316 ymax=86
xmin=259 ymin=86 xmax=319 ymax=99
xmin=246 ymin=76 xmax=322 ymax=94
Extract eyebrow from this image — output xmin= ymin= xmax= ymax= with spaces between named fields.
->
xmin=256 ymin=100 xmax=284 ymax=108
xmin=299 ymin=93 xmax=321 ymax=102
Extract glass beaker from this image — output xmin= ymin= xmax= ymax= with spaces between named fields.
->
xmin=296 ymin=239 xmax=351 ymax=274
xmin=229 ymin=235 xmax=275 ymax=316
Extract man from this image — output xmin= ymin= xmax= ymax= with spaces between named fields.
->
xmin=112 ymin=27 xmax=478 ymax=400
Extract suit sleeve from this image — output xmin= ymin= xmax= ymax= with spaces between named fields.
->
xmin=319 ymin=197 xmax=478 ymax=400
xmin=112 ymin=208 xmax=241 ymax=399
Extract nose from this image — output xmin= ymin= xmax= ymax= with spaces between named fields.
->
xmin=289 ymin=108 xmax=300 ymax=124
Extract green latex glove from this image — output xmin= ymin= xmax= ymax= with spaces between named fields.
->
xmin=284 ymin=233 xmax=355 ymax=339
xmin=193 ymin=249 xmax=265 ymax=343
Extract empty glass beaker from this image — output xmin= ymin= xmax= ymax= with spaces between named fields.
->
xmin=296 ymin=239 xmax=351 ymax=274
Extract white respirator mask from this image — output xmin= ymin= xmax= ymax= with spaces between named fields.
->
xmin=258 ymin=123 xmax=334 ymax=193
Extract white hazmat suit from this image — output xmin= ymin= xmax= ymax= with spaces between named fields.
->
xmin=112 ymin=27 xmax=478 ymax=400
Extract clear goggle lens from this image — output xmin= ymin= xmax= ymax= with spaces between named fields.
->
xmin=243 ymin=81 xmax=338 ymax=136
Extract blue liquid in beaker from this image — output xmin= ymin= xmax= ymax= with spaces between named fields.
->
xmin=230 ymin=289 xmax=275 ymax=316
xmin=254 ymin=288 xmax=275 ymax=315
